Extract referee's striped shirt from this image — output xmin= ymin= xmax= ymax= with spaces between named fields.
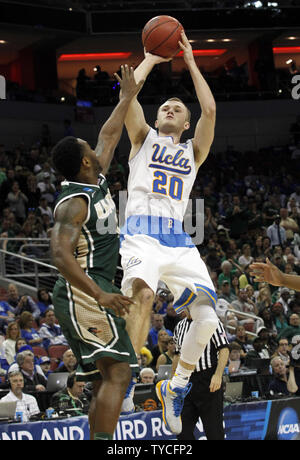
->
xmin=173 ymin=318 xmax=229 ymax=372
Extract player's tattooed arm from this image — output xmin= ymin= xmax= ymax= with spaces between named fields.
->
xmin=51 ymin=197 xmax=134 ymax=316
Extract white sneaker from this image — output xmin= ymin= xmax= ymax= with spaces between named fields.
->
xmin=156 ymin=379 xmax=192 ymax=435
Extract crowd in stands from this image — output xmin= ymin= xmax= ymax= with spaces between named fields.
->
xmin=4 ymin=54 xmax=298 ymax=108
xmin=0 ymin=109 xmax=300 ymax=419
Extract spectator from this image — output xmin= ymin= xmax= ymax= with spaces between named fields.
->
xmin=238 ymin=244 xmax=254 ymax=268
xmin=38 ymin=356 xmax=52 ymax=379
xmin=268 ymin=357 xmax=290 ymax=396
xmin=0 ymin=298 xmax=15 ymax=329
xmin=163 ymin=303 xmax=180 ymax=334
xmin=252 ymin=236 xmax=264 ymax=258
xmin=256 ymin=326 xmax=276 ymax=358
xmin=19 ymin=312 xmax=43 ymax=347
xmin=35 ymin=198 xmax=54 ymax=226
xmin=76 ymin=68 xmax=90 ymax=100
xmin=37 ymin=289 xmax=54 ymax=316
xmin=139 ymin=367 xmax=155 ymax=384
xmin=218 ymin=280 xmax=237 ymax=303
xmin=277 ymin=287 xmax=292 ymax=316
xmin=35 ymin=161 xmax=56 ymax=185
xmin=37 ymin=173 xmax=56 ymax=205
xmin=277 ymin=314 xmax=300 ymax=343
xmin=93 ymin=65 xmax=109 ymax=83
xmin=14 ymin=350 xmax=47 ymax=392
xmin=256 ymin=286 xmax=273 ymax=313
xmin=147 ymin=314 xmax=172 ymax=351
xmin=231 ymin=288 xmax=258 ymax=330
xmin=244 ymin=337 xmax=265 ymax=366
xmin=150 ymin=329 xmax=172 ymax=371
xmin=152 ymin=288 xmax=172 ymax=316
xmin=225 ymin=194 xmax=250 ymax=239
xmin=23 ymin=174 xmax=41 ymax=211
xmin=7 ymin=284 xmax=40 ymax=320
xmin=271 ymin=338 xmax=290 ymax=367
xmin=227 ymin=342 xmax=242 ymax=373
xmin=217 ymin=260 xmax=233 ymax=288
xmin=156 ymin=337 xmax=176 ymax=371
xmin=38 ymin=309 xmax=68 ymax=350
xmin=139 ymin=346 xmax=153 ymax=368
xmin=259 ymin=308 xmax=277 ymax=337
xmin=54 ymin=349 xmax=77 ymax=373
xmin=288 ymin=300 xmax=300 ymax=319
xmin=229 ymin=325 xmax=253 ymax=361
xmin=280 ymin=207 xmax=299 ymax=243
xmin=6 ymin=181 xmax=28 ymax=223
xmin=205 ymin=244 xmax=222 ymax=272
xmin=50 ymin=371 xmax=89 ymax=417
xmin=1 ymin=321 xmax=21 ymax=366
xmin=271 ymin=302 xmax=289 ymax=335
xmin=0 ymin=371 xmax=40 ymax=421
xmin=267 ymin=215 xmax=287 ymax=248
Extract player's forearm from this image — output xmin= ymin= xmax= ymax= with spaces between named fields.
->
xmin=280 ymin=273 xmax=300 ymax=291
xmin=133 ymin=55 xmax=157 ymax=84
xmin=187 ymin=60 xmax=216 ymax=116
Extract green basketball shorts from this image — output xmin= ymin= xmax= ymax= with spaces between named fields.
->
xmin=52 ymin=275 xmax=138 ymax=381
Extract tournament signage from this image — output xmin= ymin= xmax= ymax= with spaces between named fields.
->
xmin=1 ymin=400 xmax=300 ymax=440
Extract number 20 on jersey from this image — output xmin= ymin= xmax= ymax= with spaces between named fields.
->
xmin=152 ymin=171 xmax=183 ymax=201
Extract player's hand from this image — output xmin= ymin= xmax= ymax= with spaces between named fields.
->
xmin=95 ymin=291 xmax=135 ymax=317
xmin=114 ymin=64 xmax=144 ymax=100
xmin=143 ymin=48 xmax=172 ymax=64
xmin=249 ymin=258 xmax=284 ymax=286
xmin=178 ymin=31 xmax=194 ymax=64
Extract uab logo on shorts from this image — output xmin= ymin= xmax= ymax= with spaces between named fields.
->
xmin=277 ymin=407 xmax=300 ymax=440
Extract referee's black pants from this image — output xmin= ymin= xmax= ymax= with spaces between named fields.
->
xmin=177 ymin=369 xmax=225 ymax=441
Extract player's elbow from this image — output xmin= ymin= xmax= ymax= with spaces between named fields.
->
xmin=51 ymin=245 xmax=68 ymax=271
xmin=203 ymin=102 xmax=216 ymax=120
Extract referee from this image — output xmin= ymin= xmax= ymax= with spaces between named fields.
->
xmin=173 ymin=313 xmax=229 ymax=440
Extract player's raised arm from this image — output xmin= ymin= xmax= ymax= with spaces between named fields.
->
xmin=124 ymin=52 xmax=172 ymax=159
xmin=51 ymin=198 xmax=134 ymax=316
xmin=178 ymin=31 xmax=216 ymax=169
xmin=94 ymin=65 xmax=144 ymax=175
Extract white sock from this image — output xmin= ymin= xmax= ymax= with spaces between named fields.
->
xmin=170 ymin=363 xmax=193 ymax=389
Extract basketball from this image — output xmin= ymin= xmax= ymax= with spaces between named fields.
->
xmin=142 ymin=15 xmax=184 ymax=58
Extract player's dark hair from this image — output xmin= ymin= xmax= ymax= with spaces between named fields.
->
xmin=51 ymin=136 xmax=83 ymax=180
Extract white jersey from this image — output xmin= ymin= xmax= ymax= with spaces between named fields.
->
xmin=126 ymin=128 xmax=196 ymax=222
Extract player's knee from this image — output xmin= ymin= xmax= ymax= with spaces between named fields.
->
xmin=109 ymin=363 xmax=131 ymax=389
xmin=190 ymin=304 xmax=218 ymax=345
xmin=193 ymin=317 xmax=218 ymax=346
xmin=134 ymin=286 xmax=154 ymax=308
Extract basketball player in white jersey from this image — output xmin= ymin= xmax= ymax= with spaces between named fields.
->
xmin=120 ymin=31 xmax=219 ymax=434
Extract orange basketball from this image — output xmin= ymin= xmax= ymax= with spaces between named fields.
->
xmin=142 ymin=15 xmax=184 ymax=58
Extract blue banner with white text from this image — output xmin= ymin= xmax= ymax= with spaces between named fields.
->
xmin=1 ymin=399 xmax=300 ymax=440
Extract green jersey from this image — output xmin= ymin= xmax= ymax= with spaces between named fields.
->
xmin=54 ymin=175 xmax=119 ymax=282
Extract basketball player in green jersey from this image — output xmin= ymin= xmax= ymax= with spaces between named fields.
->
xmin=50 ymin=65 xmax=144 ymax=440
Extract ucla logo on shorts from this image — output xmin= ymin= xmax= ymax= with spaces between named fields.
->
xmin=126 ymin=257 xmax=142 ymax=269
xmin=277 ymin=407 xmax=300 ymax=440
